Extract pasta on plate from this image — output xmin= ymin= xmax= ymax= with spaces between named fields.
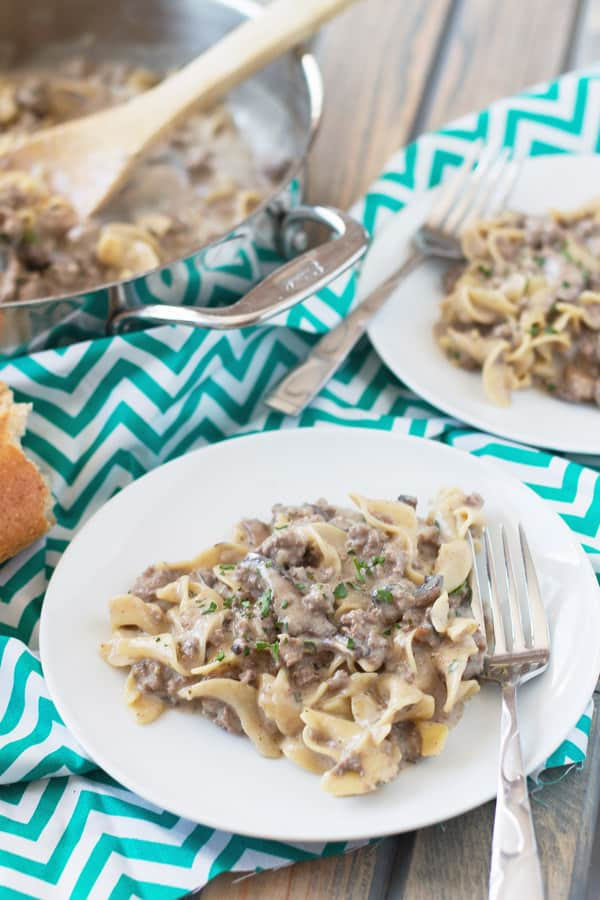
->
xmin=435 ymin=200 xmax=600 ymax=407
xmin=100 ymin=490 xmax=486 ymax=797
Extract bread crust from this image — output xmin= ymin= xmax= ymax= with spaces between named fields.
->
xmin=0 ymin=382 xmax=54 ymax=564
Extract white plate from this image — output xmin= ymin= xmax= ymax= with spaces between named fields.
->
xmin=365 ymin=154 xmax=600 ymax=455
xmin=39 ymin=428 xmax=600 ymax=842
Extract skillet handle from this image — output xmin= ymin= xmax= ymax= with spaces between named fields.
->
xmin=108 ymin=206 xmax=369 ymax=333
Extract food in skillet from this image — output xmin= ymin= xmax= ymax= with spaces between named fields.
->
xmin=435 ymin=201 xmax=600 ymax=407
xmin=0 ymin=59 xmax=282 ymax=302
xmin=100 ymin=489 xmax=486 ymax=796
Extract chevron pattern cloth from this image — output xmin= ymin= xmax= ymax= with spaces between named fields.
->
xmin=0 ymin=67 xmax=599 ymax=898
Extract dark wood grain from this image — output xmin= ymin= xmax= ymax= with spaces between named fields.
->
xmin=305 ymin=0 xmax=453 ymax=210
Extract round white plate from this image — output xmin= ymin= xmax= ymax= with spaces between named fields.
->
xmin=40 ymin=428 xmax=600 ymax=842
xmin=365 ymin=154 xmax=600 ymax=455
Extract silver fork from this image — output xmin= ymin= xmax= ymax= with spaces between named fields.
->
xmin=469 ymin=524 xmax=551 ymax=900
xmin=264 ymin=145 xmax=520 ymax=416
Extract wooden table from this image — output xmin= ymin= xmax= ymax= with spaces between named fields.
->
xmin=202 ymin=1 xmax=600 ymax=897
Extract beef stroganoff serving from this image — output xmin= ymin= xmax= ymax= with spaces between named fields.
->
xmin=435 ymin=200 xmax=600 ymax=407
xmin=100 ymin=490 xmax=486 ymax=797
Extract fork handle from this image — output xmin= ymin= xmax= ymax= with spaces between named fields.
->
xmin=489 ymin=681 xmax=545 ymax=900
xmin=264 ymin=248 xmax=425 ymax=416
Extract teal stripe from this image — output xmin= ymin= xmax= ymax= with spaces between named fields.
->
xmin=0 ymin=779 xmax=67 ymax=839
xmin=71 ymin=824 xmax=214 ymax=899
xmin=208 ymin=835 xmax=318 ymax=880
xmin=545 ymin=739 xmax=586 ymax=768
xmin=109 ymin=876 xmax=185 ymax=900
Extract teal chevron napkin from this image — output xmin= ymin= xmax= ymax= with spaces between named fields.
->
xmin=1 ymin=66 xmax=599 ymax=897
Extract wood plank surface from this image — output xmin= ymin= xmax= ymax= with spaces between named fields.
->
xmin=200 ymin=1 xmax=599 ymax=897
xmin=419 ymin=0 xmax=581 ymax=132
xmin=392 ymin=688 xmax=600 ymax=900
xmin=305 ymin=0 xmax=453 ymax=210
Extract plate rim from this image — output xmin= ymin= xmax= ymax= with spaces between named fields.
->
xmin=365 ymin=153 xmax=600 ymax=455
xmin=39 ymin=426 xmax=600 ymax=841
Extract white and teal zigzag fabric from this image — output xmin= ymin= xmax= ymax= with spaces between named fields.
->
xmin=0 ymin=66 xmax=599 ymax=898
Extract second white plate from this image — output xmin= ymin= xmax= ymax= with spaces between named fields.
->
xmin=39 ymin=428 xmax=600 ymax=842
xmin=365 ymin=154 xmax=600 ymax=455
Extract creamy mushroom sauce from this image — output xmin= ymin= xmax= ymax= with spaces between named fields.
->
xmin=100 ymin=490 xmax=486 ymax=796
xmin=0 ymin=58 xmax=283 ymax=301
xmin=435 ymin=202 xmax=600 ymax=407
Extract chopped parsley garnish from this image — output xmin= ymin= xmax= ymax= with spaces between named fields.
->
xmin=274 ymin=523 xmax=288 ymax=530
xmin=281 ymin=599 xmax=289 ymax=609
xmin=219 ymin=563 xmax=236 ymax=571
xmin=215 ymin=650 xmax=225 ymax=662
xmin=294 ymin=581 xmax=307 ymax=592
xmin=265 ymin=560 xmax=273 ymax=568
xmin=333 ymin=582 xmax=348 ymax=600
xmin=155 ymin=636 xmax=161 ymax=642
xmin=562 ymin=280 xmax=571 ymax=288
xmin=260 ymin=589 xmax=272 ymax=619
xmin=346 ymin=637 xmax=356 ymax=650
xmin=375 ymin=588 xmax=394 ymax=604
xmin=223 ymin=596 xmax=234 ymax=609
xmin=243 ymin=646 xmax=251 ymax=656
xmin=547 ymin=382 xmax=556 ymax=392
xmin=352 ymin=557 xmax=367 ymax=583
xmin=478 ymin=264 xmax=492 ymax=277
xmin=369 ymin=555 xmax=386 ymax=566
xmin=303 ymin=640 xmax=317 ymax=653
xmin=528 ymin=323 xmax=541 ymax=337
xmin=201 ymin=601 xmax=218 ymax=615
xmin=255 ymin=639 xmax=280 ymax=662
xmin=534 ymin=255 xmax=546 ymax=268
xmin=545 ymin=324 xmax=557 ymax=334
xmin=240 ymin=599 xmax=251 ymax=609
xmin=383 ymin=628 xmax=391 ymax=636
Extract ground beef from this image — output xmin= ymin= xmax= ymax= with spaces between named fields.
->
xmin=289 ymin=658 xmax=322 ymax=688
xmin=238 ymin=518 xmax=271 ymax=547
xmin=417 ymin=525 xmax=441 ymax=565
xmin=199 ymin=698 xmax=243 ymax=735
xmin=339 ymin=608 xmax=388 ymax=671
xmin=393 ymin=722 xmax=422 ymax=763
xmin=346 ymin=523 xmax=383 ymax=559
xmin=131 ymin=659 xmax=187 ymax=702
xmin=559 ymin=363 xmax=597 ymax=404
xmin=131 ymin=566 xmax=185 ymax=601
xmin=259 ymin=529 xmax=314 ymax=568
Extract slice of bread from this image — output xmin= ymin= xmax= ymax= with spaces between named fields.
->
xmin=0 ymin=382 xmax=54 ymax=564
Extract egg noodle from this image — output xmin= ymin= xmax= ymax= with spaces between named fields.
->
xmin=435 ymin=200 xmax=600 ymax=406
xmin=100 ymin=490 xmax=486 ymax=796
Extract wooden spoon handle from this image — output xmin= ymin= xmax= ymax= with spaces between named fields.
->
xmin=127 ymin=0 xmax=359 ymax=146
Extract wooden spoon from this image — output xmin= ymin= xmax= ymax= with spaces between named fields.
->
xmin=0 ymin=0 xmax=358 ymax=219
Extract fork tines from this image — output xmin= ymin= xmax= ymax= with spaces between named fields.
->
xmin=468 ymin=524 xmax=550 ymax=676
